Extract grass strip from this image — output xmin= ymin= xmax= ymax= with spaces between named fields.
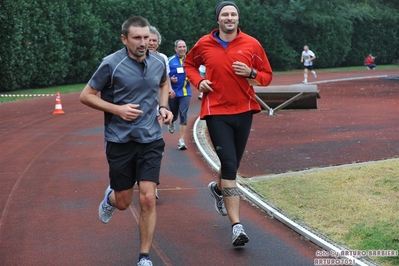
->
xmin=0 ymin=83 xmax=85 ymax=103
xmin=249 ymin=159 xmax=399 ymax=266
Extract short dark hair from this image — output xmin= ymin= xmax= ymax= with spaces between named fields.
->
xmin=121 ymin=16 xmax=150 ymax=37
xmin=174 ymin=39 xmax=185 ymax=47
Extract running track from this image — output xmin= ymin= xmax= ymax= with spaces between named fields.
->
xmin=0 ymin=68 xmax=397 ymax=265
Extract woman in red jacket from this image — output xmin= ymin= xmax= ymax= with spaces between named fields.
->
xmin=184 ymin=1 xmax=273 ymax=247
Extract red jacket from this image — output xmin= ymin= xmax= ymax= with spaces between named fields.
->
xmin=365 ymin=56 xmax=375 ymax=65
xmin=184 ymin=28 xmax=273 ymax=119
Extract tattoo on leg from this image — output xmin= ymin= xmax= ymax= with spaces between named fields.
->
xmin=222 ymin=187 xmax=240 ymax=197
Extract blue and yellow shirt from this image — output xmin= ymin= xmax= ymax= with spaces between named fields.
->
xmin=168 ymin=54 xmax=191 ymax=97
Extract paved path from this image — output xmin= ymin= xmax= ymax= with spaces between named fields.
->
xmin=0 ymin=93 xmax=318 ymax=266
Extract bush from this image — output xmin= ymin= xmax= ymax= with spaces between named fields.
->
xmin=1 ymin=0 xmax=399 ymax=91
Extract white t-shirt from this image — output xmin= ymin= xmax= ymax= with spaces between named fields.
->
xmin=302 ymin=50 xmax=315 ymax=66
xmin=159 ymin=52 xmax=170 ymax=74
xmin=199 ymin=65 xmax=206 ymax=77
xmin=156 ymin=52 xmax=171 ymax=117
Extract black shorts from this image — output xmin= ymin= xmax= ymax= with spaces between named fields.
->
xmin=205 ymin=111 xmax=253 ymax=180
xmin=304 ymin=65 xmax=313 ymax=70
xmin=105 ymin=139 xmax=165 ymax=191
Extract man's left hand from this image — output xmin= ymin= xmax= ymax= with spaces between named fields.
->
xmin=232 ymin=61 xmax=251 ymax=77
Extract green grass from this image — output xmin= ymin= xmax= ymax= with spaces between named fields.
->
xmin=345 ymin=222 xmax=399 ymax=265
xmin=248 ymin=159 xmax=399 ymax=266
xmin=0 ymin=83 xmax=85 ymax=103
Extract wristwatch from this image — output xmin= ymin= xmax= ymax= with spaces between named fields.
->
xmin=249 ymin=69 xmax=257 ymax=79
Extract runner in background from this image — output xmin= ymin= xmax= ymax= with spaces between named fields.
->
xmin=168 ymin=40 xmax=192 ymax=150
xmin=300 ymin=45 xmax=317 ymax=84
xmin=147 ymin=25 xmax=175 ymax=199
xmin=198 ymin=65 xmax=206 ymax=100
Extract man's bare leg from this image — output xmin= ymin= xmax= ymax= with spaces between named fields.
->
xmin=138 ymin=181 xmax=157 ymax=254
xmin=220 ymin=178 xmax=249 ymax=246
xmin=303 ymin=68 xmax=308 ymax=83
xmin=178 ymin=125 xmax=187 ymax=149
xmin=221 ymin=179 xmax=240 ymax=225
xmin=179 ymin=124 xmax=186 ymax=141
xmin=110 ymin=188 xmax=133 ymax=210
xmin=99 ymin=187 xmax=133 ymax=224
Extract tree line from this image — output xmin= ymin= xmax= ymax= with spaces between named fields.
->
xmin=1 ymin=0 xmax=398 ymax=91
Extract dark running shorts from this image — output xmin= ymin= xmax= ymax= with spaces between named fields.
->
xmin=105 ymin=139 xmax=165 ymax=191
xmin=304 ymin=65 xmax=314 ymax=70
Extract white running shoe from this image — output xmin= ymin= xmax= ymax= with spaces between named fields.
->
xmin=137 ymin=258 xmax=153 ymax=266
xmin=232 ymin=224 xmax=249 ymax=246
xmin=208 ymin=182 xmax=227 ymax=216
xmin=312 ymin=71 xmax=317 ymax=78
xmin=302 ymin=80 xmax=308 ymax=84
xmin=98 ymin=186 xmax=116 ymax=224
xmin=178 ymin=139 xmax=187 ymax=150
xmin=168 ymin=122 xmax=175 ymax=134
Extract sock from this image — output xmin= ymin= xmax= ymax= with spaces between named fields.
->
xmin=139 ymin=253 xmax=150 ymax=261
xmin=106 ymin=190 xmax=113 ymax=206
xmin=232 ymin=222 xmax=241 ymax=228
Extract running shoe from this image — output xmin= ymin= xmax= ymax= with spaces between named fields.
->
xmin=98 ymin=185 xmax=116 ymax=224
xmin=168 ymin=122 xmax=175 ymax=134
xmin=312 ymin=71 xmax=317 ymax=78
xmin=208 ymin=182 xmax=227 ymax=216
xmin=302 ymin=80 xmax=308 ymax=84
xmin=155 ymin=188 xmax=159 ymax=199
xmin=232 ymin=224 xmax=249 ymax=246
xmin=137 ymin=258 xmax=153 ymax=266
xmin=178 ymin=139 xmax=187 ymax=150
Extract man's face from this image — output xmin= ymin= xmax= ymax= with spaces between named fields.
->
xmin=218 ymin=6 xmax=239 ymax=34
xmin=148 ymin=33 xmax=159 ymax=52
xmin=175 ymin=41 xmax=187 ymax=58
xmin=121 ymin=26 xmax=149 ymax=61
xmin=304 ymin=46 xmax=309 ymax=52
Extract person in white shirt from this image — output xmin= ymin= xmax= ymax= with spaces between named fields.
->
xmin=198 ymin=65 xmax=206 ymax=100
xmin=148 ymin=26 xmax=175 ymax=199
xmin=300 ymin=45 xmax=317 ymax=84
xmin=148 ymin=26 xmax=175 ymax=102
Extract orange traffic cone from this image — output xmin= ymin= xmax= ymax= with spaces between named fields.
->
xmin=53 ymin=92 xmax=65 ymax=114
